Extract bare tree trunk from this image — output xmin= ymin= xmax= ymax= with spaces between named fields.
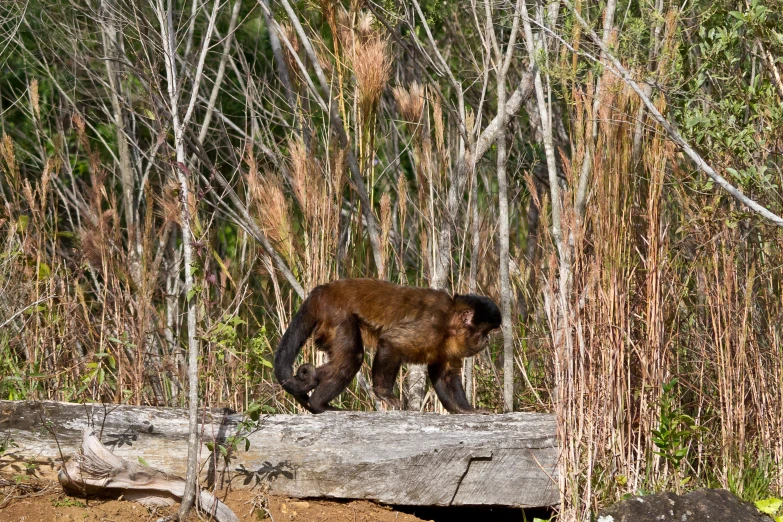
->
xmin=497 ymin=120 xmax=514 ymax=412
xmin=174 ymin=126 xmax=201 ymax=516
xmin=100 ymin=0 xmax=139 ymax=284
xmin=632 ymin=0 xmax=663 ymax=166
xmin=575 ymin=0 xmax=616 ymax=220
xmin=464 ymin=156 xmax=481 ymax=404
xmin=165 ymin=229 xmax=184 ymax=398
xmin=521 ymin=1 xmax=571 ymax=515
xmin=154 ymin=0 xmax=219 ymax=518
xmin=487 ymin=0 xmax=523 ymax=413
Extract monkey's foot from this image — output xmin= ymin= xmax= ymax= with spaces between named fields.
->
xmin=378 ymin=397 xmax=403 ymax=410
xmin=304 ymin=401 xmax=343 ymax=413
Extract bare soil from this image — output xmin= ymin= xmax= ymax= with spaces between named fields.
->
xmin=0 ymin=476 xmax=428 ymax=522
xmin=0 ymin=473 xmax=549 ymax=522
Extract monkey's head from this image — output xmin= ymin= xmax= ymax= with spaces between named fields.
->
xmin=451 ymin=294 xmax=502 ymax=355
xmin=292 ymin=363 xmax=319 ymax=393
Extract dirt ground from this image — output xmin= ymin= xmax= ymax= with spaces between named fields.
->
xmin=0 ymin=473 xmax=547 ymax=522
xmin=0 ymin=476 xmax=429 ymax=522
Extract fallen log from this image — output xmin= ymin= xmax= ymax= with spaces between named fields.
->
xmin=0 ymin=400 xmax=558 ymax=507
xmin=59 ymin=430 xmax=239 ymax=522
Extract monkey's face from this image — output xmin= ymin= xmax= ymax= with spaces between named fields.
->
xmin=465 ymin=325 xmax=498 ymax=355
xmin=452 ymin=294 xmax=502 ymax=356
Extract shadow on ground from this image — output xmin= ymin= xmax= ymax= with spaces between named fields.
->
xmin=394 ymin=504 xmax=555 ymax=521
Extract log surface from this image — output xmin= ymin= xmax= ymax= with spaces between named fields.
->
xmin=0 ymin=400 xmax=558 ymax=507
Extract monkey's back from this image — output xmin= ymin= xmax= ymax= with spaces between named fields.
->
xmin=307 ymin=279 xmax=453 ymax=363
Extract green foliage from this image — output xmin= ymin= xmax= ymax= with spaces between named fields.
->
xmin=77 ymin=348 xmax=117 ymax=397
xmin=248 ymin=325 xmax=274 ymax=374
xmin=651 ymin=378 xmax=702 ymax=472
xmin=675 ymin=0 xmax=783 ymax=198
xmin=205 ymin=399 xmax=274 ymax=469
xmin=0 ymin=354 xmax=46 ymax=400
xmin=0 ymin=433 xmax=18 ymax=456
xmin=51 ymin=498 xmax=86 ymax=508
xmin=755 ymin=498 xmax=783 ymax=522
xmin=725 ymin=451 xmax=778 ymax=504
xmin=756 ymin=497 xmax=783 ymax=514
xmin=204 ymin=314 xmax=247 ymax=363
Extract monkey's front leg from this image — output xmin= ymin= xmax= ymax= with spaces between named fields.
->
xmin=428 ymin=361 xmax=485 ymax=414
xmin=371 ymin=341 xmax=403 ymax=410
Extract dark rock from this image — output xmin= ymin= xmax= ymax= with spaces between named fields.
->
xmin=597 ymin=488 xmax=773 ymax=522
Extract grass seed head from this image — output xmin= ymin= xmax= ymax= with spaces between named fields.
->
xmin=354 ymin=37 xmax=391 ymax=115
xmin=393 ymin=82 xmax=425 ymax=127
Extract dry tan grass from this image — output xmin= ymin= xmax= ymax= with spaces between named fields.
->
xmin=288 ymin=138 xmax=323 ymax=222
xmin=353 ymin=37 xmax=391 ymax=116
xmin=379 ymin=191 xmax=392 ymax=279
xmin=336 ymin=8 xmax=354 ymax=54
xmin=285 ymin=138 xmax=342 ymax=293
xmin=396 ymin=172 xmax=408 ymax=275
xmin=279 ymin=22 xmax=301 ymax=86
xmin=158 ymin=178 xmax=183 ymax=226
xmin=1 ymin=134 xmax=19 ymax=183
xmin=30 ymin=79 xmax=40 ymax=120
xmin=430 ymin=91 xmax=444 ymax=161
xmin=246 ymin=149 xmax=294 ymax=264
xmin=393 ymin=82 xmax=425 ymax=126
xmin=356 ymin=12 xmax=375 ymax=40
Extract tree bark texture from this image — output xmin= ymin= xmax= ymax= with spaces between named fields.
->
xmin=0 ymin=400 xmax=558 ymax=508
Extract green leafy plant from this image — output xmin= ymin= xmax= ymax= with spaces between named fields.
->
xmin=52 ymin=497 xmax=86 ymax=508
xmin=651 ymin=378 xmax=702 ymax=472
xmin=205 ymin=400 xmax=273 ymax=466
xmin=0 ymin=433 xmax=17 ymax=456
xmin=755 ymin=497 xmax=783 ymax=522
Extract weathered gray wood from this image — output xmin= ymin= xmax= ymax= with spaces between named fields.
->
xmin=0 ymin=400 xmax=558 ymax=507
xmin=59 ymin=430 xmax=239 ymax=522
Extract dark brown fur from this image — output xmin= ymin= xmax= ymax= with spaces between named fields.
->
xmin=274 ymin=279 xmax=501 ymax=413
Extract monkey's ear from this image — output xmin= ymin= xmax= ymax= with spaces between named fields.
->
xmin=460 ymin=309 xmax=474 ymax=326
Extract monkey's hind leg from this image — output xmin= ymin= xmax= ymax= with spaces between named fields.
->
xmin=307 ymin=317 xmax=364 ymax=413
xmin=371 ymin=340 xmax=403 ymax=410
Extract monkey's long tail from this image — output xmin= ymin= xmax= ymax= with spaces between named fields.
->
xmin=274 ymin=299 xmax=317 ymax=403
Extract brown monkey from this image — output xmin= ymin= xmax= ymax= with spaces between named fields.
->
xmin=274 ymin=278 xmax=501 ymax=414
